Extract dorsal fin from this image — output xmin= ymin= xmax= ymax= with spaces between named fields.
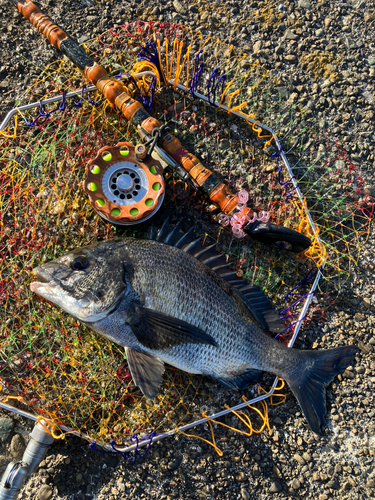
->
xmin=147 ymin=220 xmax=283 ymax=333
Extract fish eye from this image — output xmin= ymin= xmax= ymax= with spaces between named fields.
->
xmin=70 ymin=256 xmax=88 ymax=271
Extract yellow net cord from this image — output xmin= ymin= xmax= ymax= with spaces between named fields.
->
xmin=179 ymin=380 xmax=285 ymax=455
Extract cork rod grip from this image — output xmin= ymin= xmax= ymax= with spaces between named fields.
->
xmin=13 ymin=0 xmax=68 ymax=49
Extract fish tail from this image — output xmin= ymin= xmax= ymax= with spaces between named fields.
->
xmin=286 ymin=345 xmax=358 ymax=434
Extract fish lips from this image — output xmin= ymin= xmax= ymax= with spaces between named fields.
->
xmin=30 ymin=266 xmax=57 ymax=295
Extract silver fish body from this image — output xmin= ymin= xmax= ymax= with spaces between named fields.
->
xmin=30 ymin=229 xmax=358 ymax=434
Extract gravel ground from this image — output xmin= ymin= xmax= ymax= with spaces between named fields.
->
xmin=1 ymin=0 xmax=375 ymax=499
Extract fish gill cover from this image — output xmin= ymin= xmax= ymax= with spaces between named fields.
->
xmin=0 ymin=21 xmax=373 ymax=451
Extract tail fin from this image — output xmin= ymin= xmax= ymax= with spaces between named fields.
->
xmin=286 ymin=345 xmax=358 ymax=434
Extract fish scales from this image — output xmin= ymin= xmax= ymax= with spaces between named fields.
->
xmin=93 ymin=239 xmax=280 ymax=378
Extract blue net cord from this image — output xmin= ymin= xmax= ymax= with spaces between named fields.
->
xmin=284 ymin=267 xmax=321 ymax=301
xmin=19 ymin=88 xmax=100 ymax=127
xmin=274 ymin=267 xmax=323 ymax=339
xmin=89 ymin=431 xmax=158 ymax=463
xmin=206 ymin=68 xmax=227 ymax=106
xmin=189 ymin=49 xmax=204 ymax=97
xmin=21 ymin=91 xmax=67 ymax=126
xmin=74 ymin=86 xmax=100 ymax=108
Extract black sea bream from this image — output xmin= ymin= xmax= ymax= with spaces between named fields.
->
xmin=30 ymin=222 xmax=358 ymax=434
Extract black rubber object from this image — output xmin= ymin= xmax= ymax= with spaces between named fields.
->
xmin=244 ymin=220 xmax=312 ymax=253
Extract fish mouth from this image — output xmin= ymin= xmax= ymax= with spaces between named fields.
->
xmin=30 ymin=267 xmax=56 ymax=293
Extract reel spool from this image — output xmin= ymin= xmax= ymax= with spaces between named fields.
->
xmin=83 ymin=142 xmax=165 ymax=225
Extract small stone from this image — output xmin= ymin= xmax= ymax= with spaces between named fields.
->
xmin=173 ymin=0 xmax=186 ymax=15
xmin=285 ymin=29 xmax=298 ymax=40
xmin=236 ymin=471 xmax=246 ymax=482
xmin=284 ymin=55 xmax=297 ymax=62
xmin=358 ymin=341 xmax=372 ymax=354
xmin=10 ymin=434 xmax=25 ymax=459
xmin=0 ymin=418 xmax=14 ymax=443
xmin=37 ymin=485 xmax=53 ymax=500
xmin=241 ymin=489 xmax=250 ymax=500
xmin=312 ymin=472 xmax=320 ymax=481
xmin=269 ymin=481 xmax=282 ymax=493
xmin=64 ymin=457 xmax=71 ymax=465
xmin=246 ymin=174 xmax=254 ymax=185
xmin=78 ymin=35 xmax=89 ymax=44
xmin=319 ymin=495 xmax=328 ymax=500
xmin=343 ymin=370 xmax=355 ymax=379
xmin=293 ymin=453 xmax=306 ymax=466
xmin=298 ymin=0 xmax=311 ymax=9
xmin=324 ymin=18 xmax=332 ymax=27
xmin=367 ymin=479 xmax=375 ymax=489
xmin=291 ymin=478 xmax=300 ymax=490
xmin=76 ymin=473 xmax=82 ymax=482
xmin=302 ymin=452 xmax=312 ymax=462
xmin=364 ymin=12 xmax=372 ymax=23
xmin=253 ymin=40 xmax=262 ymax=53
xmin=368 ymin=56 xmax=375 ymax=67
xmin=315 ymin=29 xmax=324 ymax=37
xmin=168 ymin=455 xmax=183 ymax=471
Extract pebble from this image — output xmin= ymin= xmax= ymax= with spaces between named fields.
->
xmin=168 ymin=455 xmax=183 ymax=471
xmin=78 ymin=35 xmax=89 ymax=44
xmin=0 ymin=418 xmax=14 ymax=443
xmin=293 ymin=453 xmax=306 ymax=466
xmin=269 ymin=481 xmax=282 ymax=493
xmin=236 ymin=471 xmax=246 ymax=482
xmin=37 ymin=485 xmax=53 ymax=500
xmin=173 ymin=0 xmax=186 ymax=15
xmin=298 ymin=0 xmax=311 ymax=8
xmin=240 ymin=489 xmax=250 ymax=500
xmin=291 ymin=478 xmax=300 ymax=490
xmin=10 ymin=434 xmax=25 ymax=459
xmin=284 ymin=54 xmax=297 ymax=62
xmin=253 ymin=40 xmax=262 ymax=53
xmin=285 ymin=29 xmax=298 ymax=40
xmin=358 ymin=341 xmax=372 ymax=354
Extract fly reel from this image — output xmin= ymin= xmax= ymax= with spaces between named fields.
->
xmin=83 ymin=142 xmax=165 ymax=225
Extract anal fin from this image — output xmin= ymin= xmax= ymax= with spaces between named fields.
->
xmin=125 ymin=347 xmax=165 ymax=400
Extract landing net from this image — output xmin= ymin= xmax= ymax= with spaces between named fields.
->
xmin=0 ymin=22 xmax=372 ymax=451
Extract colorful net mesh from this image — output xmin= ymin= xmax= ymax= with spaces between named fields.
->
xmin=0 ymin=22 xmax=373 ymax=448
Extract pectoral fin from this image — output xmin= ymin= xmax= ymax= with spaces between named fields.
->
xmin=125 ymin=347 xmax=165 ymax=400
xmin=128 ymin=305 xmax=218 ymax=350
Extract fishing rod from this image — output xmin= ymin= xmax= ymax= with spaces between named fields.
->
xmin=8 ymin=0 xmax=311 ymax=253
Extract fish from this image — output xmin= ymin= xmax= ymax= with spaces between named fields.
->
xmin=30 ymin=220 xmax=358 ymax=434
